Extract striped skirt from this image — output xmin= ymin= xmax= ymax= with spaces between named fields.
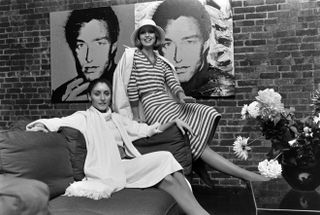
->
xmin=141 ymin=91 xmax=221 ymax=160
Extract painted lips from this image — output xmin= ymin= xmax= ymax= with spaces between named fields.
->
xmin=175 ymin=66 xmax=189 ymax=73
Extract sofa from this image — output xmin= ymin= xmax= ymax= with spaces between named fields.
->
xmin=0 ymin=120 xmax=193 ymax=215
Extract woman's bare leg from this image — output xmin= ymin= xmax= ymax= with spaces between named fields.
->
xmin=157 ymin=174 xmax=210 ymax=215
xmin=171 ymin=172 xmax=193 ymax=194
xmin=201 ymin=146 xmax=269 ymax=181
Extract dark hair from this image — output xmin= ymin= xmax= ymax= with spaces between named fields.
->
xmin=65 ymin=7 xmax=119 ymax=52
xmin=134 ymin=26 xmax=162 ymax=50
xmin=152 ymin=0 xmax=211 ymax=42
xmin=87 ymin=78 xmax=112 ymax=95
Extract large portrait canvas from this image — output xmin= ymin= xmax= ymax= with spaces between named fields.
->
xmin=50 ymin=5 xmax=134 ymax=103
xmin=50 ymin=0 xmax=234 ymax=103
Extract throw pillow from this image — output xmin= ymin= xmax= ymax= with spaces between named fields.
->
xmin=0 ymin=174 xmax=50 ymax=215
xmin=8 ymin=118 xmax=33 ymax=131
xmin=0 ymin=130 xmax=74 ymax=199
xmin=133 ymin=125 xmax=193 ymax=176
xmin=58 ymin=127 xmax=87 ymax=181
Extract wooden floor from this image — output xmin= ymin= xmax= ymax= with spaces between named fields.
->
xmin=192 ymin=185 xmax=256 ymax=215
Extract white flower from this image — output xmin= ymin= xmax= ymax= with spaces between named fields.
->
xmin=258 ymin=159 xmax=282 ymax=179
xmin=247 ymin=101 xmax=261 ymax=118
xmin=303 ymin=126 xmax=311 ymax=133
xmin=313 ymin=113 xmax=320 ymax=124
xmin=256 ymin=88 xmax=284 ymax=112
xmin=303 ymin=126 xmax=313 ymax=137
xmin=288 ymin=139 xmax=297 ymax=147
xmin=233 ymin=136 xmax=251 ymax=160
xmin=241 ymin=104 xmax=249 ymax=119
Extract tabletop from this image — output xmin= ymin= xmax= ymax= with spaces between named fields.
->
xmin=249 ymin=177 xmax=320 ymax=215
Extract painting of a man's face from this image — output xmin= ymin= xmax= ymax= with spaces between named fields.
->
xmin=75 ymin=19 xmax=115 ymax=81
xmin=162 ymin=16 xmax=204 ymax=83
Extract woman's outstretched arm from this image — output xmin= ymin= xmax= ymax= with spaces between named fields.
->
xmin=26 ymin=112 xmax=86 ymax=134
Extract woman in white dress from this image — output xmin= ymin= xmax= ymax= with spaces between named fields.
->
xmin=27 ymin=78 xmax=210 ymax=215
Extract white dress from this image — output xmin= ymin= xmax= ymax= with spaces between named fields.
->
xmin=26 ymin=106 xmax=182 ymax=199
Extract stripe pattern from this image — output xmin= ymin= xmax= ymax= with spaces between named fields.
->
xmin=128 ymin=50 xmax=183 ymax=102
xmin=128 ymin=50 xmax=221 ymax=159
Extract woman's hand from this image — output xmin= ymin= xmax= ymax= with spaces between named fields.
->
xmin=131 ymin=106 xmax=143 ymax=122
xmin=158 ymin=118 xmax=193 ymax=135
xmin=133 ymin=116 xmax=144 ymax=123
xmin=177 ymin=92 xmax=196 ymax=104
xmin=27 ymin=123 xmax=49 ymax=133
xmin=182 ymin=96 xmax=196 ymax=103
xmin=174 ymin=119 xmax=193 ymax=135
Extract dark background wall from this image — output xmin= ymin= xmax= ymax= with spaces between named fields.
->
xmin=1 ymin=0 xmax=319 ymax=185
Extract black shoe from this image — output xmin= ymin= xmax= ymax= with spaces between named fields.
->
xmin=193 ymin=159 xmax=215 ymax=188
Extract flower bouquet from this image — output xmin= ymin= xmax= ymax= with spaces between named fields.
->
xmin=233 ymin=88 xmax=320 ymax=190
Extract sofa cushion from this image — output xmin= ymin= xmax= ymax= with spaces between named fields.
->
xmin=9 ymin=120 xmax=87 ymax=182
xmin=9 ymin=117 xmax=34 ymax=131
xmin=0 ymin=130 xmax=74 ymax=199
xmin=58 ymin=127 xmax=87 ymax=181
xmin=49 ymin=188 xmax=180 ymax=215
xmin=9 ymin=119 xmax=33 ymax=131
xmin=133 ymin=125 xmax=192 ymax=176
xmin=0 ymin=174 xmax=50 ymax=215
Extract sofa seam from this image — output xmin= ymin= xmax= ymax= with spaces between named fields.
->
xmin=164 ymin=201 xmax=179 ymax=215
xmin=0 ymin=147 xmax=3 ymax=174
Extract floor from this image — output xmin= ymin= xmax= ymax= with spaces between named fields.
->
xmin=192 ymin=185 xmax=256 ymax=215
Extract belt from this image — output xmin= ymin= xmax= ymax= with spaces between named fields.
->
xmin=140 ymin=90 xmax=164 ymax=98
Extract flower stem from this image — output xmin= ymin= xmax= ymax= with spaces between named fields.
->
xmin=272 ymin=152 xmax=283 ymax=161
xmin=248 ymin=136 xmax=265 ymax=145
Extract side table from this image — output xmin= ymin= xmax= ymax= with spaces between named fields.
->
xmin=249 ymin=177 xmax=320 ymax=215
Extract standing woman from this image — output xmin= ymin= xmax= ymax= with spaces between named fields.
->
xmin=113 ymin=19 xmax=268 ymax=182
xmin=27 ymin=78 xmax=210 ymax=215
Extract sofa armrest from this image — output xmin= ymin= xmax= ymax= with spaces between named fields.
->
xmin=0 ymin=174 xmax=50 ymax=215
xmin=133 ymin=125 xmax=192 ymax=176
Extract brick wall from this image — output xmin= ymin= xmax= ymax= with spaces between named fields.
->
xmin=224 ymin=0 xmax=320 ymax=186
xmin=1 ymin=0 xmax=320 ymax=186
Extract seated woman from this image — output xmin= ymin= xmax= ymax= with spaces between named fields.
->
xmin=113 ymin=19 xmax=269 ymax=183
xmin=27 ymin=78 xmax=210 ymax=215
